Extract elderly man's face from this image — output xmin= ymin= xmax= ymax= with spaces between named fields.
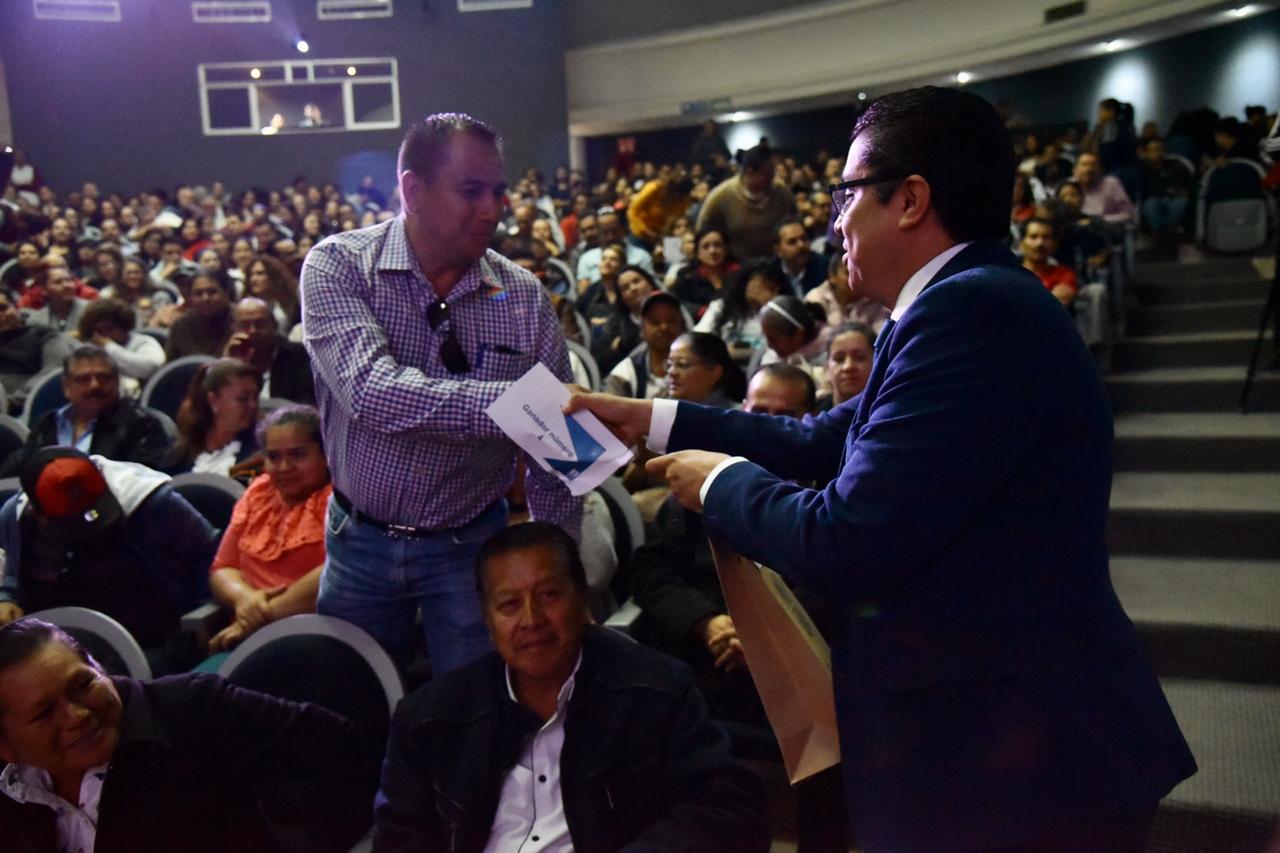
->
xmin=483 ymin=545 xmax=588 ymax=690
xmin=233 ymin=302 xmax=277 ymax=350
xmin=0 ymin=640 xmax=123 ymax=793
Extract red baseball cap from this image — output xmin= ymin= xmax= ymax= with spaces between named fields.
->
xmin=20 ymin=448 xmax=122 ymax=537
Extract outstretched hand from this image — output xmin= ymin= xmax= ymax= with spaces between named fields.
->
xmin=562 ymin=393 xmax=653 ymax=447
xmin=646 ymin=450 xmax=731 ymax=512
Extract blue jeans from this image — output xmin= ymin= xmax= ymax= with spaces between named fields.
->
xmin=1142 ymin=196 xmax=1188 ymax=231
xmin=317 ymin=496 xmax=506 ymax=676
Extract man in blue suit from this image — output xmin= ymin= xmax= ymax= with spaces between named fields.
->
xmin=568 ymin=87 xmax=1195 ymax=852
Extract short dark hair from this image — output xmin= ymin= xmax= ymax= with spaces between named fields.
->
xmin=0 ymin=618 xmax=98 ymax=684
xmin=474 ymin=521 xmax=588 ymax=599
xmin=398 ymin=113 xmax=503 ymax=182
xmin=756 ymin=362 xmax=817 ymax=411
xmin=78 ymin=297 xmax=135 ymax=340
xmin=850 ymin=86 xmax=1015 ymax=243
xmin=63 ymin=344 xmax=117 ymax=378
xmin=828 ymin=321 xmax=876 ymax=357
xmin=192 ymin=267 xmax=236 ymax=298
xmin=773 ymin=217 xmax=807 ymax=241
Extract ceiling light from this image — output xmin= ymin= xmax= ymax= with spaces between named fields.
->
xmin=857 ymin=91 xmax=867 ymax=101
xmin=955 ymin=71 xmax=972 ymax=85
xmin=347 ymin=66 xmax=357 ymax=76
xmin=250 ymin=67 xmax=261 ymax=79
xmin=729 ymin=111 xmax=749 ymax=122
xmin=295 ymin=38 xmax=310 ymax=53
xmin=1103 ymin=40 xmax=1119 ymax=51
xmin=1229 ymin=5 xmax=1255 ymax=17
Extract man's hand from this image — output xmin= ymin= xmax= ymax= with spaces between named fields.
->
xmin=563 ymin=392 xmax=653 ymax=446
xmin=233 ymin=584 xmax=286 ymax=632
xmin=699 ymin=613 xmax=747 ymax=673
xmin=223 ymin=332 xmax=254 ymax=361
xmin=0 ymin=601 xmax=24 ymax=626
xmin=646 ymin=450 xmax=731 ymax=512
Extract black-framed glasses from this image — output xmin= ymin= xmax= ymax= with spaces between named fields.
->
xmin=427 ymin=299 xmax=471 ymax=374
xmin=829 ymin=172 xmax=911 ymax=217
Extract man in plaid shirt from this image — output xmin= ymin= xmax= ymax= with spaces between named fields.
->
xmin=300 ymin=113 xmax=581 ymax=674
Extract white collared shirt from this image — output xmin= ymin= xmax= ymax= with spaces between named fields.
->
xmin=482 ymin=652 xmax=583 ymax=853
xmin=648 ymin=242 xmax=971 ymax=504
xmin=1 ymin=761 xmax=109 ymax=853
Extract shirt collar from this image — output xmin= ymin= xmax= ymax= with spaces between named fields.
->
xmin=503 ymin=648 xmax=584 ymax=718
xmin=889 ymin=241 xmax=971 ymax=321
xmin=0 ymin=761 xmax=107 ymax=809
xmin=379 ymin=215 xmax=505 ymax=301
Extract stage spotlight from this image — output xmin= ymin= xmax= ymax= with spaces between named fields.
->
xmin=955 ymin=71 xmax=972 ymax=85
xmin=296 ymin=38 xmax=310 ymax=53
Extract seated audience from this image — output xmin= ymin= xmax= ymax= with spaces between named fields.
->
xmin=373 ymin=522 xmax=768 ymax=851
xmin=575 ymin=242 xmax=626 ymax=334
xmin=695 ymin=261 xmax=786 ymax=354
xmin=696 ymin=143 xmax=796 ymax=261
xmin=165 ymin=358 xmax=262 ymax=476
xmin=166 ymin=268 xmax=235 ymax=359
xmin=665 ymin=332 xmax=746 ymax=407
xmin=743 ymin=363 xmax=817 ymax=417
xmin=1 ymin=242 xmax=42 ymax=296
xmin=22 ymin=256 xmax=89 ymax=334
xmin=819 ymin=322 xmax=875 ymax=410
xmin=1053 ymin=182 xmax=1113 ymax=282
xmin=1011 ymin=171 xmax=1038 ymax=224
xmin=0 ymin=618 xmax=375 ymax=853
xmin=0 ymin=449 xmax=217 ymax=663
xmin=77 ymin=298 xmax=166 ymax=394
xmin=101 ymin=256 xmax=175 ymax=327
xmin=574 ymin=211 xmax=654 ymax=289
xmin=773 ymin=218 xmax=827 ymax=296
xmin=224 ymin=297 xmax=316 ymax=404
xmin=87 ymin=245 xmax=125 ymax=293
xmin=1020 ymin=217 xmax=1078 ymax=307
xmin=670 ymin=227 xmax=737 ymax=319
xmin=805 ymin=254 xmax=890 ymax=333
xmin=0 ymin=289 xmax=75 ymax=408
xmin=590 ymin=264 xmax=658 ymax=374
xmin=0 ymin=346 xmax=170 ymax=477
xmin=759 ymin=295 xmax=826 ymax=380
xmin=604 ymin=290 xmax=686 ymax=400
xmin=206 ymin=406 xmax=331 ymax=652
xmin=1138 ymin=136 xmax=1192 ymax=254
xmin=1073 ymin=152 xmax=1135 ymax=226
xmin=245 ymin=255 xmax=300 ymax=334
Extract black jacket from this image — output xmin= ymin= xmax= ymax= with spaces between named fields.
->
xmin=265 ymin=337 xmax=316 ymax=405
xmin=0 ymin=397 xmax=171 ymax=477
xmin=373 ymin=626 xmax=768 ymax=853
xmin=0 ymin=673 xmax=374 ymax=853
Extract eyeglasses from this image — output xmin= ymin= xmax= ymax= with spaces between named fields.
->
xmin=828 ymin=172 xmax=911 ymax=217
xmin=664 ymin=358 xmax=706 ymax=372
xmin=427 ymin=299 xmax=471 ymax=374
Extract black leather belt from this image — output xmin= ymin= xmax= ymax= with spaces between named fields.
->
xmin=333 ymin=489 xmax=440 ymax=539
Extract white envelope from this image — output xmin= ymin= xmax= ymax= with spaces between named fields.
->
xmin=486 ymin=363 xmax=634 ymax=496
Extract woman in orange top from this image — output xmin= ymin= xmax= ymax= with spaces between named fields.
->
xmin=207 ymin=405 xmax=332 ymax=652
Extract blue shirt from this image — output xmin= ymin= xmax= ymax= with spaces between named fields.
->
xmin=54 ymin=403 xmax=95 ymax=452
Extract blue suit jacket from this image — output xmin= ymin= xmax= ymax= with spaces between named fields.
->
xmin=669 ymin=240 xmax=1195 ymax=851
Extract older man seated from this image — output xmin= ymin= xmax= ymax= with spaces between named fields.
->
xmin=223 ymin=298 xmax=315 ymax=405
xmin=0 ymin=618 xmax=374 ymax=853
xmin=373 ymin=521 xmax=768 ymax=852
xmin=0 ymin=346 xmax=170 ymax=477
xmin=0 ymin=448 xmax=218 ymax=670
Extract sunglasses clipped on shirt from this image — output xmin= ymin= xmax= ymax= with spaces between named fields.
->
xmin=427 ymin=299 xmax=471 ymax=374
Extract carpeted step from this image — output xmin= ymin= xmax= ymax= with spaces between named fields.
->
xmin=1113 ymin=330 xmax=1271 ymax=370
xmin=1106 ymin=367 xmax=1280 ymax=413
xmin=1108 ymin=472 xmax=1280 ymax=559
xmin=1129 ymin=299 xmax=1267 ymax=336
xmin=1131 ymin=277 xmax=1271 ymax=306
xmin=1113 ymin=413 xmax=1280 ymax=471
xmin=1135 ymin=258 xmax=1264 ymax=284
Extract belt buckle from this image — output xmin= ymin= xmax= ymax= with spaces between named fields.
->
xmin=385 ymin=522 xmax=423 ymax=540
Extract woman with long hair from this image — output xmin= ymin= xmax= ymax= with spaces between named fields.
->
xmin=670 ymin=227 xmax=739 ymax=319
xmin=246 ymin=255 xmax=300 ymax=332
xmin=166 ymin=358 xmax=262 ymax=476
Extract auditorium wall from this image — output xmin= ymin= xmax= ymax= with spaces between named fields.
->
xmin=0 ymin=0 xmax=568 ymax=195
xmin=581 ymin=7 xmax=1280 ymax=179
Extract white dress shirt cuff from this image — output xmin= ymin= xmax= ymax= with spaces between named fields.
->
xmin=700 ymin=456 xmax=748 ymax=506
xmin=648 ymin=398 xmax=680 ymax=453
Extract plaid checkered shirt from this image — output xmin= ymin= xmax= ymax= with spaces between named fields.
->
xmin=300 ymin=216 xmax=581 ymax=536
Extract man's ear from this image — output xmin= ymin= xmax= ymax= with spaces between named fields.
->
xmin=399 ymin=171 xmax=421 ymax=215
xmin=897 ymin=175 xmax=932 ymax=231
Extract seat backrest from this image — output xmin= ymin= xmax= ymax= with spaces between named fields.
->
xmin=594 ymin=477 xmax=645 ymax=594
xmin=1203 ymin=160 xmax=1265 ymax=202
xmin=145 ymin=406 xmax=179 ymax=441
xmin=20 ymin=369 xmax=68 ymax=427
xmin=0 ymin=413 xmax=29 ymax=461
xmin=218 ymin=615 xmax=404 ymax=774
xmin=0 ymin=476 xmax=20 ymax=507
xmin=170 ymin=472 xmax=246 ymax=531
xmin=140 ymin=355 xmax=216 ymax=420
xmin=28 ymin=606 xmax=153 ymax=679
xmin=565 ymin=339 xmax=601 ymax=391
